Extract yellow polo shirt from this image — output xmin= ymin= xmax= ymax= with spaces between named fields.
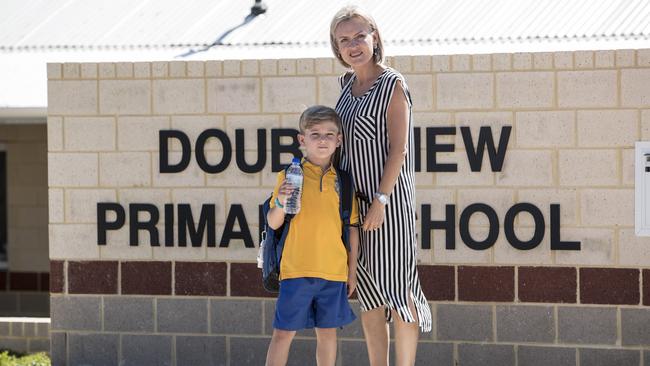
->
xmin=270 ymin=160 xmax=359 ymax=282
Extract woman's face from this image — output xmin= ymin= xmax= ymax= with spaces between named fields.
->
xmin=334 ymin=17 xmax=376 ymax=68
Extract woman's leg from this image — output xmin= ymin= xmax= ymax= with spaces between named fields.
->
xmin=361 ymin=307 xmax=390 ymax=366
xmin=265 ymin=329 xmax=296 ymax=366
xmin=392 ymin=296 xmax=419 ymax=366
xmin=315 ymin=327 xmax=338 ymax=366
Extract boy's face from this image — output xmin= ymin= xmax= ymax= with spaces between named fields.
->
xmin=298 ymin=120 xmax=342 ymax=163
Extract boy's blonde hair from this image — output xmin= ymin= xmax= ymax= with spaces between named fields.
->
xmin=329 ymin=6 xmax=385 ymax=68
xmin=299 ymin=105 xmax=342 ymax=133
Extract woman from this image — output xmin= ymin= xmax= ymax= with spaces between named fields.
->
xmin=330 ymin=6 xmax=432 ymax=366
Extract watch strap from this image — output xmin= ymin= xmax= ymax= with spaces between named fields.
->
xmin=374 ymin=192 xmax=389 ymax=205
xmin=274 ymin=197 xmax=284 ymax=208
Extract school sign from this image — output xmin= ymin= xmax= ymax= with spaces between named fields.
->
xmin=96 ymin=125 xmax=579 ymax=253
xmin=48 ymin=51 xmax=650 ymax=365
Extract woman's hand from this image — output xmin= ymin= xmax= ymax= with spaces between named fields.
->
xmin=362 ymin=199 xmax=386 ymax=231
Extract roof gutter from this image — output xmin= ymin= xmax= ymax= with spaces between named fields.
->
xmin=0 ymin=108 xmax=47 ymax=124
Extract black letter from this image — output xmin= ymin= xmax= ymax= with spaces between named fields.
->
xmin=164 ymin=204 xmax=174 ymax=247
xmin=235 ymin=129 xmax=266 ymax=173
xmin=459 ymin=203 xmax=499 ymax=250
xmin=159 ymin=130 xmax=191 ymax=173
xmin=426 ymin=127 xmax=457 ymax=172
xmin=550 ymin=204 xmax=580 ymax=250
xmin=504 ymin=203 xmax=544 ymax=250
xmin=196 ymin=129 xmax=232 ymax=174
xmin=461 ymin=126 xmax=511 ymax=172
xmin=271 ymin=129 xmax=302 ymax=172
xmin=97 ymin=203 xmax=125 ymax=245
xmin=414 ymin=127 xmax=421 ymax=172
xmin=220 ymin=204 xmax=254 ymax=248
xmin=129 ymin=204 xmax=160 ymax=246
xmin=178 ymin=204 xmax=216 ymax=247
xmin=421 ymin=204 xmax=455 ymax=249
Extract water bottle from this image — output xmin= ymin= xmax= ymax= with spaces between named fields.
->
xmin=284 ymin=158 xmax=303 ymax=214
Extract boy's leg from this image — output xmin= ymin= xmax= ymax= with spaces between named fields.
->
xmin=315 ymin=327 xmax=337 ymax=366
xmin=267 ymin=278 xmax=316 ymax=366
xmin=360 ymin=307 xmax=389 ymax=366
xmin=265 ymin=329 xmax=296 ymax=366
xmin=312 ymin=279 xmax=357 ymax=365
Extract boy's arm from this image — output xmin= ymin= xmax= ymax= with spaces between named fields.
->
xmin=267 ymin=205 xmax=286 ymax=229
xmin=267 ymin=178 xmax=292 ymax=229
xmin=347 ymin=226 xmax=359 ymax=297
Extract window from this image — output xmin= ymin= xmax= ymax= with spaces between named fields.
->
xmin=0 ymin=150 xmax=6 ymax=266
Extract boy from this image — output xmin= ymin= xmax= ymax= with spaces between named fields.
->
xmin=265 ymin=105 xmax=360 ymax=366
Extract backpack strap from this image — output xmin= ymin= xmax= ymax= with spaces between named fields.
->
xmin=336 ymin=167 xmax=354 ymax=252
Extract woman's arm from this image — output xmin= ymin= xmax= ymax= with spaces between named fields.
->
xmin=378 ymin=79 xmax=409 ymax=196
xmin=362 ymin=80 xmax=410 ymax=231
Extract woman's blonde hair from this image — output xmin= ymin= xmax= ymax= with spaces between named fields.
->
xmin=329 ymin=6 xmax=384 ymax=68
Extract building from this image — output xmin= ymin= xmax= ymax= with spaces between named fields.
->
xmin=2 ymin=0 xmax=650 ymax=364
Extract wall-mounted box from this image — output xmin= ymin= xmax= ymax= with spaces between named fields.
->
xmin=635 ymin=142 xmax=650 ymax=236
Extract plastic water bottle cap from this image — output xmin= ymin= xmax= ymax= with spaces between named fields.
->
xmin=292 ymin=157 xmax=301 ymax=164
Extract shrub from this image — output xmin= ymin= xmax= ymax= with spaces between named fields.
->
xmin=0 ymin=351 xmax=51 ymax=366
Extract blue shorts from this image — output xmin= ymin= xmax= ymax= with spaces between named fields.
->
xmin=273 ymin=277 xmax=356 ymax=331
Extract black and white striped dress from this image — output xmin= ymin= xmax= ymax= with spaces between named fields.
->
xmin=335 ymin=67 xmax=432 ymax=332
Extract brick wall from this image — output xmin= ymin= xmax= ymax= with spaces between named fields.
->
xmin=47 ymin=50 xmax=650 ymax=365
xmin=0 ymin=269 xmax=49 ymax=317
xmin=0 ymin=318 xmax=50 ymax=354
xmin=0 ymin=125 xmax=50 ymax=319
xmin=0 ymin=125 xmax=49 ymax=273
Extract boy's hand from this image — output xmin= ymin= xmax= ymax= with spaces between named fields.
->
xmin=347 ymin=272 xmax=357 ymax=297
xmin=276 ymin=179 xmax=294 ymax=207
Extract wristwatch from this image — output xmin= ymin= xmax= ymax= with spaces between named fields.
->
xmin=374 ymin=192 xmax=389 ymax=205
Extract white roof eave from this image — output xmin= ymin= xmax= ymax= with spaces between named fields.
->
xmin=2 ymin=38 xmax=650 ymax=117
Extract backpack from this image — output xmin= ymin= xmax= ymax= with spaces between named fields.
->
xmin=257 ymin=163 xmax=354 ymax=293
